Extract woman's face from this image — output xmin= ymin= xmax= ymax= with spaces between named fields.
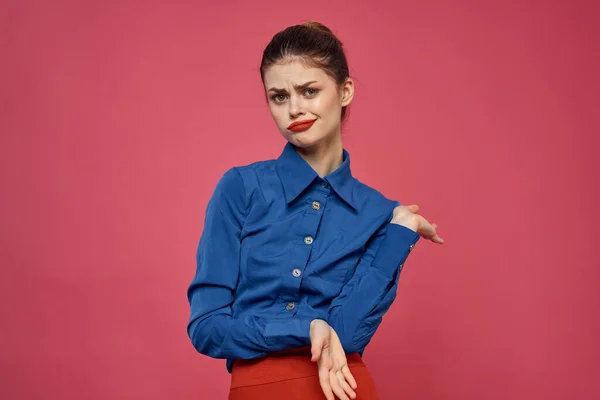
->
xmin=262 ymin=60 xmax=353 ymax=149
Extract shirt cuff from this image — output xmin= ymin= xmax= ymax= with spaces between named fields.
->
xmin=371 ymin=223 xmax=420 ymax=278
xmin=263 ymin=318 xmax=312 ymax=349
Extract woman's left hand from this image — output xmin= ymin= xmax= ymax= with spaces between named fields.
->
xmin=313 ymin=326 xmax=357 ymax=400
xmin=329 ymin=327 xmax=357 ymax=399
xmin=391 ymin=204 xmax=444 ymax=244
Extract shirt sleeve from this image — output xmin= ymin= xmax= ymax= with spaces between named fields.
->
xmin=186 ymin=168 xmax=313 ymax=360
xmin=326 ymin=208 xmax=420 ymax=354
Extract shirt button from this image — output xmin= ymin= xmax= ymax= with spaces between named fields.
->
xmin=311 ymin=201 xmax=321 ymax=210
xmin=286 ymin=302 xmax=295 ymax=311
xmin=292 ymin=268 xmax=302 ymax=277
xmin=321 ymin=182 xmax=329 ymax=188
xmin=304 ymin=236 xmax=313 ymax=245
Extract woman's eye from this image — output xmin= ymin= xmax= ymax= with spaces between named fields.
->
xmin=271 ymin=89 xmax=317 ymax=103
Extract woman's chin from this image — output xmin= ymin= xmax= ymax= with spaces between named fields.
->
xmin=283 ymin=131 xmax=322 ymax=148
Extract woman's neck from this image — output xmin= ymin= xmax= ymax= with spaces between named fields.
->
xmin=294 ymin=134 xmax=344 ymax=178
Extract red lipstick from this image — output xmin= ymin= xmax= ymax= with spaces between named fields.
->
xmin=287 ymin=119 xmax=316 ymax=132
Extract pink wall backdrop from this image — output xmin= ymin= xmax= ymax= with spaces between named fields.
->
xmin=1 ymin=0 xmax=599 ymax=399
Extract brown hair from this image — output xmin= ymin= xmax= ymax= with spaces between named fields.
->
xmin=260 ymin=21 xmax=351 ymax=121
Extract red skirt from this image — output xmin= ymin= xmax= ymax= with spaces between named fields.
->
xmin=229 ymin=347 xmax=380 ymax=399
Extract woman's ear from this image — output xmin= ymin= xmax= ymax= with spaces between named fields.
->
xmin=340 ymin=78 xmax=354 ymax=107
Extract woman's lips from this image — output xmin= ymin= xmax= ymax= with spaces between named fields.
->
xmin=287 ymin=119 xmax=316 ymax=132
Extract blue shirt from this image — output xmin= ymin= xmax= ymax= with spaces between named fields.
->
xmin=186 ymin=142 xmax=420 ymax=372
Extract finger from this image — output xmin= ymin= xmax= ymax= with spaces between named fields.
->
xmin=416 ymin=217 xmax=435 ymax=237
xmin=318 ymin=366 xmax=335 ymax=400
xmin=431 ymin=232 xmax=444 ymax=244
xmin=342 ymin=365 xmax=357 ymax=390
xmin=417 ymin=217 xmax=441 ymax=241
xmin=312 ymin=338 xmax=329 ymax=362
xmin=336 ymin=370 xmax=356 ymax=399
xmin=425 ymin=222 xmax=444 ymax=244
xmin=318 ymin=353 xmax=335 ymax=400
xmin=330 ymin=371 xmax=350 ymax=400
xmin=311 ymin=342 xmax=322 ymax=362
xmin=428 ymin=233 xmax=444 ymax=244
xmin=408 ymin=204 xmax=419 ymax=213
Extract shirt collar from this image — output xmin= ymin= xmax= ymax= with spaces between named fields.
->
xmin=275 ymin=142 xmax=358 ymax=210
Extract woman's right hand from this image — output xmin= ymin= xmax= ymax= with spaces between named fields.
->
xmin=310 ymin=319 xmax=357 ymax=400
xmin=391 ymin=204 xmax=444 ymax=244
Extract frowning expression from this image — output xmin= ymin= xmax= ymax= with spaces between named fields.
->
xmin=263 ymin=60 xmax=353 ymax=149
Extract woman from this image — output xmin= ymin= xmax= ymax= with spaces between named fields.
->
xmin=186 ymin=21 xmax=444 ymax=399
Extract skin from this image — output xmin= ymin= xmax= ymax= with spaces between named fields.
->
xmin=263 ymin=58 xmax=352 ymax=177
xmin=262 ymin=59 xmax=444 ymax=400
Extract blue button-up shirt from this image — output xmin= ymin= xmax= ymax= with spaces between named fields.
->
xmin=187 ymin=142 xmax=420 ymax=372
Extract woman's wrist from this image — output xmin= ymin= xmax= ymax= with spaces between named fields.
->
xmin=310 ymin=318 xmax=327 ymax=327
xmin=390 ymin=214 xmax=419 ymax=232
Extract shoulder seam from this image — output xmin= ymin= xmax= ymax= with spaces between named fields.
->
xmin=230 ymin=166 xmax=250 ymax=218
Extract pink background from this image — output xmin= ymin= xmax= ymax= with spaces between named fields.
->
xmin=1 ymin=0 xmax=599 ymax=399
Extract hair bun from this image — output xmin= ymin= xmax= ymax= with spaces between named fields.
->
xmin=301 ymin=21 xmax=332 ymax=34
xmin=301 ymin=21 xmax=343 ymax=47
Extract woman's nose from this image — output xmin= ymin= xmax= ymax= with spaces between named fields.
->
xmin=288 ymin=97 xmax=305 ymax=118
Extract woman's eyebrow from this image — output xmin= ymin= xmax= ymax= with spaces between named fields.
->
xmin=268 ymin=81 xmax=318 ymax=93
